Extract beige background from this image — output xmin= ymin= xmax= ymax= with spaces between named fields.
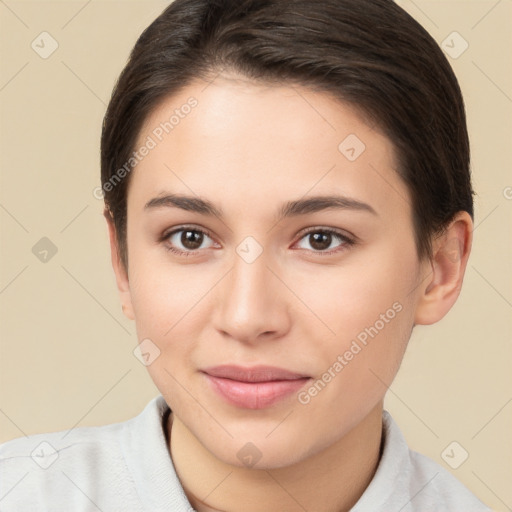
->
xmin=0 ymin=1 xmax=510 ymax=510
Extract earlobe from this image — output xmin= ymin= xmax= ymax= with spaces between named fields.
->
xmin=414 ymin=211 xmax=473 ymax=325
xmin=104 ymin=208 xmax=135 ymax=321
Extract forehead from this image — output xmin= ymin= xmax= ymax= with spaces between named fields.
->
xmin=130 ymin=76 xmax=409 ymax=219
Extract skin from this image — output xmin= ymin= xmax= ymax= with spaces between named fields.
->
xmin=106 ymin=73 xmax=473 ymax=512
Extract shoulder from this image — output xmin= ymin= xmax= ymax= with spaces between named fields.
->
xmin=406 ymin=446 xmax=491 ymax=511
xmin=0 ymin=396 xmax=168 ymax=511
xmin=0 ymin=417 xmax=123 ymax=461
xmin=352 ymin=410 xmax=492 ymax=512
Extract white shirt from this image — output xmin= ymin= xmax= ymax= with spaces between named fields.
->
xmin=0 ymin=395 xmax=491 ymax=511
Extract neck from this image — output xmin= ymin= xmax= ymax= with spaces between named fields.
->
xmin=168 ymin=403 xmax=383 ymax=512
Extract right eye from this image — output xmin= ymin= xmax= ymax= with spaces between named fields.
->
xmin=161 ymin=226 xmax=217 ymax=256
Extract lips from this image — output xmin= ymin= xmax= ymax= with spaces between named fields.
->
xmin=201 ymin=365 xmax=311 ymax=409
xmin=201 ymin=365 xmax=310 ymax=382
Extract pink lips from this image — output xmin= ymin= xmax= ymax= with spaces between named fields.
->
xmin=201 ymin=365 xmax=311 ymax=410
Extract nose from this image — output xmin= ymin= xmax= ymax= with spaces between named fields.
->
xmin=212 ymin=244 xmax=292 ymax=345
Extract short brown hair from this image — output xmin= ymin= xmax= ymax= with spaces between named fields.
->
xmin=101 ymin=0 xmax=473 ymax=268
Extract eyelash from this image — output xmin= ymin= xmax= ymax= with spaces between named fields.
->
xmin=160 ymin=225 xmax=355 ymax=257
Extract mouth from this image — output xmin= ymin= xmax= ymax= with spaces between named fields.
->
xmin=201 ymin=365 xmax=311 ymax=409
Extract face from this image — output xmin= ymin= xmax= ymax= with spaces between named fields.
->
xmin=118 ymin=75 xmax=430 ymax=468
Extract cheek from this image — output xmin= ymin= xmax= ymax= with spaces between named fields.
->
xmin=290 ymin=243 xmax=419 ymax=390
xmin=291 ymin=244 xmax=419 ymax=340
xmin=126 ymin=252 xmax=223 ymax=395
xmin=294 ymin=248 xmax=419 ymax=415
xmin=126 ymin=241 xmax=210 ymax=334
xmin=126 ymin=257 xmax=209 ymax=398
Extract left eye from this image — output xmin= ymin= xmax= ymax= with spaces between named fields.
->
xmin=295 ymin=229 xmax=352 ymax=253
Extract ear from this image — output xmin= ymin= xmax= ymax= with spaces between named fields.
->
xmin=414 ymin=211 xmax=473 ymax=325
xmin=104 ymin=209 xmax=135 ymax=321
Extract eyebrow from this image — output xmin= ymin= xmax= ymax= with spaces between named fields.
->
xmin=144 ymin=193 xmax=378 ymax=221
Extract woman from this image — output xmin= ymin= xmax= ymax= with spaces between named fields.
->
xmin=0 ymin=0 xmax=493 ymax=510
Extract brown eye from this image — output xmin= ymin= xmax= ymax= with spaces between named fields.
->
xmin=295 ymin=228 xmax=353 ymax=255
xmin=180 ymin=230 xmax=204 ymax=250
xmin=309 ymin=232 xmax=333 ymax=251
xmin=163 ymin=227 xmax=215 ymax=255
